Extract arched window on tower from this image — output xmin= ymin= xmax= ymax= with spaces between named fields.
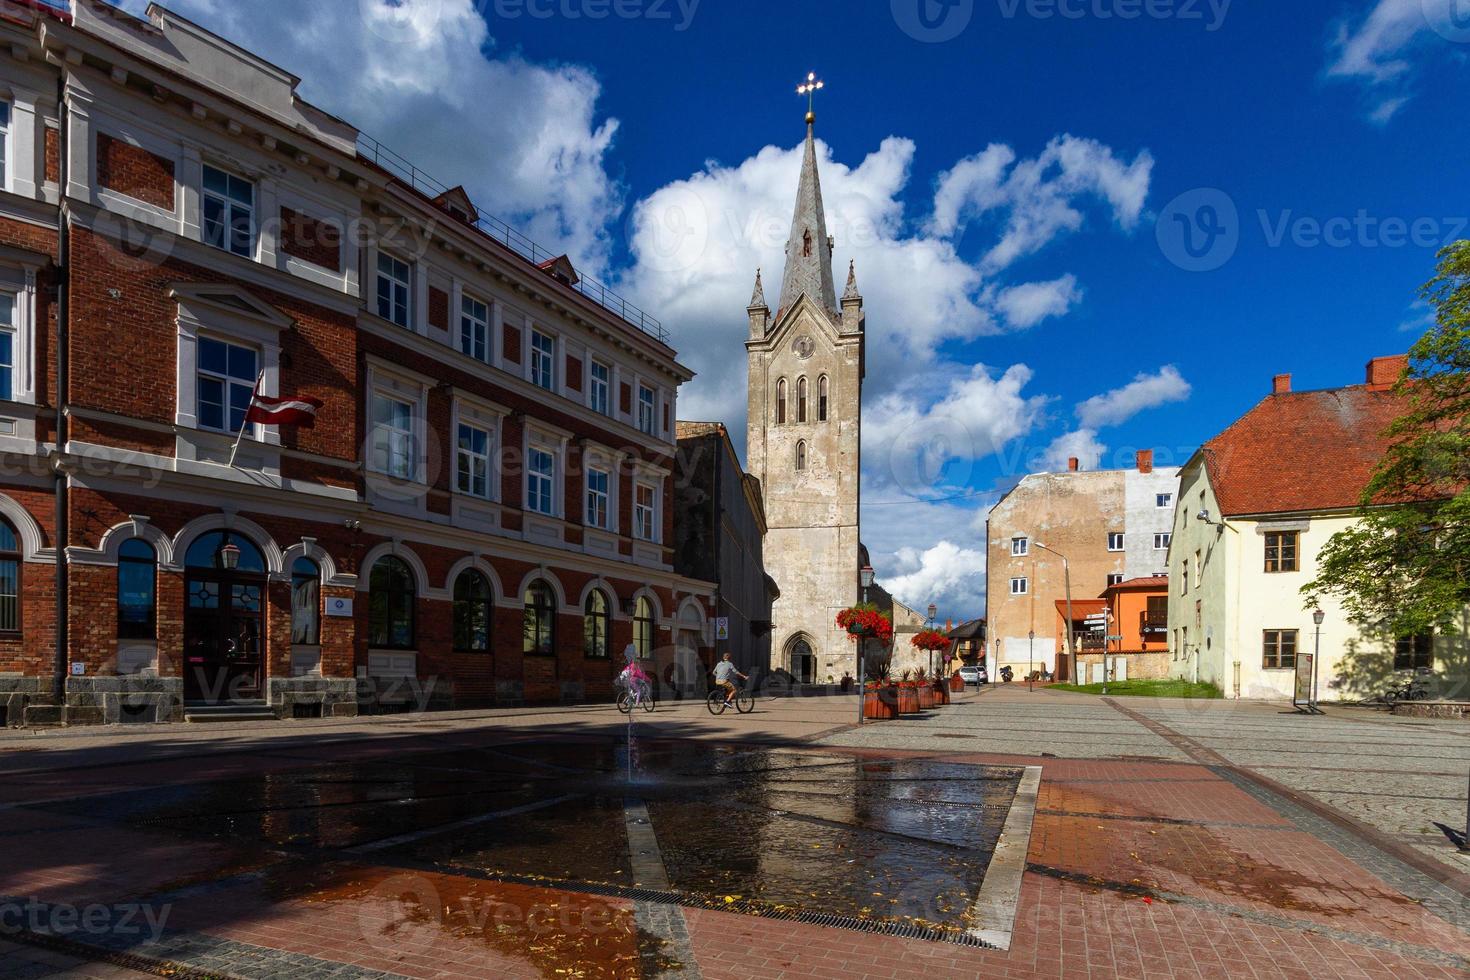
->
xmin=818 ymin=375 xmax=829 ymax=421
xmin=797 ymin=377 xmax=808 ymax=423
xmin=775 ymin=378 xmax=787 ymax=425
xmin=795 ymin=440 xmax=807 ymax=471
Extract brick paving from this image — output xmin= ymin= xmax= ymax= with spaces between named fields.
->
xmin=0 ymin=690 xmax=1463 ymax=978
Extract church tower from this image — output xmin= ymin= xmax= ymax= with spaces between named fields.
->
xmin=746 ymin=90 xmax=865 ymax=684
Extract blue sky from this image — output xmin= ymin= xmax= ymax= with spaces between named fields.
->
xmin=122 ymin=0 xmax=1469 ymax=616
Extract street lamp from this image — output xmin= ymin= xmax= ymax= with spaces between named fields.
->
xmin=926 ymin=602 xmax=938 ymax=676
xmin=1033 ymin=541 xmax=1076 ymax=685
xmin=858 ymin=564 xmax=875 ymax=725
xmin=218 ymin=540 xmax=241 ymax=570
xmin=1312 ymin=607 xmax=1325 ymax=708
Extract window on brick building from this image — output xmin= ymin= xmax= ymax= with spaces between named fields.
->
xmin=523 ymin=580 xmax=556 ymax=656
xmin=0 ymin=293 xmax=14 ymax=402
xmin=202 ymin=165 xmax=255 ymax=258
xmin=1010 ymin=577 xmax=1027 ymax=596
xmin=589 ymin=361 xmax=610 ymax=415
xmin=1154 ymin=532 xmax=1171 ymax=550
xmin=775 ymin=379 xmax=787 ymax=424
xmin=797 ymin=377 xmax=808 ymax=423
xmin=1157 ymin=493 xmax=1173 ymax=509
xmin=460 ymin=295 xmax=489 ymax=363
xmin=818 ymin=375 xmax=829 ymax=421
xmin=634 ymin=483 xmax=656 ymax=541
xmin=375 ymin=253 xmax=412 ymax=328
xmin=586 ymin=468 xmax=610 ymax=529
xmin=368 ymin=556 xmax=415 ymax=650
xmin=0 ymin=518 xmax=15 ymax=634
xmin=530 ymin=330 xmax=555 ymax=390
xmin=1107 ymin=532 xmax=1125 ymax=552
xmin=291 ymin=557 xmax=320 ymax=646
xmin=370 ymin=393 xmax=415 ymax=480
xmin=1264 ymin=531 xmax=1299 ymax=573
xmin=453 ymin=570 xmax=491 ymax=653
xmin=584 ymin=590 xmax=611 ymax=659
xmin=634 ymin=595 xmax=654 ymax=659
xmin=196 ymin=336 xmax=258 ymax=434
xmin=527 ymin=448 xmax=556 ymax=516
xmin=638 ymin=384 xmax=656 ymax=435
xmin=1262 ymin=629 xmax=1297 ymax=670
xmin=117 ymin=539 xmax=156 ymax=640
xmin=0 ymin=103 xmax=10 ymax=190
xmin=1011 ymin=536 xmax=1028 ymax=557
xmin=1108 ymin=573 xmax=1125 ymax=587
xmin=1393 ymin=634 xmax=1434 ymax=672
xmin=455 ymin=422 xmax=492 ymax=499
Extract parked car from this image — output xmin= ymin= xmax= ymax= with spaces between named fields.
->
xmin=958 ymin=664 xmax=987 ymax=686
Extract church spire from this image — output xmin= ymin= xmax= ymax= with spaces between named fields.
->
xmin=749 ymin=267 xmax=767 ymax=309
xmin=778 ymin=75 xmax=838 ymax=317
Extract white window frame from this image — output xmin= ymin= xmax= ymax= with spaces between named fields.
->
xmin=460 ymin=294 xmax=490 ymax=363
xmin=637 ymin=384 xmax=656 ymax=435
xmin=526 ymin=447 xmax=556 ymax=516
xmin=370 ymin=391 xmax=416 ymax=481
xmin=376 ymin=252 xmax=413 ymax=328
xmin=201 ymin=164 xmax=256 ymax=259
xmin=589 ymin=360 xmax=610 ymax=416
xmin=1107 ymin=573 xmax=1125 ymax=587
xmin=0 ymin=102 xmax=11 ymax=193
xmin=194 ymin=334 xmax=260 ymax=436
xmin=455 ymin=420 xmax=493 ymax=499
xmin=634 ymin=481 xmax=658 ymax=542
xmin=0 ymin=293 xmax=14 ymax=404
xmin=1157 ymin=493 xmax=1174 ymax=509
xmin=530 ymin=329 xmax=556 ymax=390
xmin=1011 ymin=536 xmax=1028 ymax=557
xmin=586 ymin=467 xmax=610 ymax=529
xmin=1107 ymin=532 xmax=1125 ymax=552
xmin=1154 ymin=532 xmax=1172 ymax=550
xmin=1010 ymin=577 xmax=1028 ymax=596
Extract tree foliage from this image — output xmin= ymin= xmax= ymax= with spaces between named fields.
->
xmin=1303 ymin=241 xmax=1470 ymax=638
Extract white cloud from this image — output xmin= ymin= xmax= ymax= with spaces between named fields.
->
xmin=124 ymin=0 xmax=624 ymax=268
xmin=930 ymin=135 xmax=1153 ymax=271
xmin=883 ymin=541 xmax=989 ymax=619
xmin=1040 ymin=429 xmax=1108 ymax=473
xmin=994 ymin=275 xmax=1083 ymax=330
xmin=1326 ymin=0 xmax=1463 ymax=122
xmin=1075 ymin=365 xmax=1192 ymax=429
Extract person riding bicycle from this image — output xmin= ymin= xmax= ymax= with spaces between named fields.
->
xmin=617 ymin=643 xmax=652 ymax=703
xmin=713 ymin=653 xmax=747 ymax=706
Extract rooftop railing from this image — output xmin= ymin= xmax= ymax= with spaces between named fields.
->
xmin=356 ymin=131 xmax=667 ymax=346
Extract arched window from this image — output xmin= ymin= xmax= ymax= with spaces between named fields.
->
xmin=453 ymin=570 xmax=492 ymax=653
xmin=117 ymin=539 xmax=157 ymax=639
xmin=291 ymin=557 xmax=320 ymax=646
xmin=797 ymin=377 xmax=808 ymax=423
xmin=524 ymin=580 xmax=556 ymax=656
xmin=368 ymin=556 xmax=415 ymax=650
xmin=0 ymin=518 xmax=20 ymax=634
xmin=634 ymin=595 xmax=655 ymax=660
xmin=583 ymin=590 xmax=611 ymax=659
xmin=184 ymin=530 xmax=265 ymax=571
xmin=775 ymin=379 xmax=787 ymax=425
xmin=795 ymin=440 xmax=807 ymax=471
xmin=818 ymin=375 xmax=829 ymax=421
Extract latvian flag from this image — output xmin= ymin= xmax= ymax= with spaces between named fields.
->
xmin=245 ymin=392 xmax=324 ymax=428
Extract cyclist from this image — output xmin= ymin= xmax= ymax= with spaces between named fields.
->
xmin=713 ymin=653 xmax=747 ymax=707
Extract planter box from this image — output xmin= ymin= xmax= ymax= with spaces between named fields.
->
xmin=897 ymin=683 xmax=920 ymax=715
xmin=950 ymin=673 xmax=965 ymax=693
xmin=933 ymin=681 xmax=950 ymax=705
xmin=917 ymin=684 xmax=935 ymax=709
xmin=864 ymin=686 xmax=898 ymax=720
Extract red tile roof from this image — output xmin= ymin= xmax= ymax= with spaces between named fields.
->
xmin=1203 ymin=384 xmax=1412 ymax=517
xmin=1104 ymin=576 xmax=1169 ymax=592
xmin=1055 ymin=598 xmax=1107 ymax=617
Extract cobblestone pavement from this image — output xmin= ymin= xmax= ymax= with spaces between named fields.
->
xmin=0 ymin=691 xmax=1463 ymax=978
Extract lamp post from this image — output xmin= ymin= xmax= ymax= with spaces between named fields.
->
xmin=858 ymin=564 xmax=874 ymax=725
xmin=1312 ymin=607 xmax=1325 ymax=710
xmin=926 ymin=602 xmax=937 ymax=677
xmin=1033 ymin=542 xmax=1076 ymax=685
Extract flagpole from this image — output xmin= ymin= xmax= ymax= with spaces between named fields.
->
xmin=227 ymin=370 xmax=263 ymax=468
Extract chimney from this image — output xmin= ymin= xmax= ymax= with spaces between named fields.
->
xmin=1136 ymin=449 xmax=1154 ymax=474
xmin=1272 ymin=374 xmax=1292 ymax=395
xmin=1067 ymin=457 xmax=1079 ymax=472
xmin=1365 ymin=354 xmax=1408 ymax=391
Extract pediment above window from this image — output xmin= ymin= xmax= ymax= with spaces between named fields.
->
xmin=169 ymin=282 xmax=296 ymax=334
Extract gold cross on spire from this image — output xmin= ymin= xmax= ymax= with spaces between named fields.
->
xmin=797 ymin=72 xmax=825 ymax=125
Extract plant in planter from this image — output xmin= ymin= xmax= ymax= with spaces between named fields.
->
xmin=836 ymin=604 xmax=895 ymax=644
xmin=895 ymin=668 xmax=921 ymax=715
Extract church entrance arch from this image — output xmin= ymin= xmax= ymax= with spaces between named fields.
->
xmin=785 ymin=635 xmax=816 ymax=685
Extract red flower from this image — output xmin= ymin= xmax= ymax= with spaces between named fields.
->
xmin=912 ymin=629 xmax=951 ymax=652
xmin=836 ymin=606 xmax=894 ymax=644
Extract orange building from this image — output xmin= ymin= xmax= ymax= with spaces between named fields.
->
xmin=1054 ymin=576 xmax=1170 ymax=683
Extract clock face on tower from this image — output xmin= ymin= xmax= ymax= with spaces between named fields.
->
xmin=793 ymin=335 xmax=815 ymax=359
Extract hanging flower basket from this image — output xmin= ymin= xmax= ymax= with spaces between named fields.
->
xmin=913 ymin=629 xmax=951 ymax=653
xmin=836 ymin=605 xmax=894 ymax=645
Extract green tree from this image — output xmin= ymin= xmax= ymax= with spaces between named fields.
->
xmin=1303 ymin=241 xmax=1470 ymax=639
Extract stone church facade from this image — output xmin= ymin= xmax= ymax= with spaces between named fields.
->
xmin=745 ymin=115 xmax=865 ymax=684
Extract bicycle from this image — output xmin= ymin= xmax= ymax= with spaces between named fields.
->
xmin=706 ymin=684 xmax=755 ymax=715
xmin=616 ymin=680 xmax=655 ymax=714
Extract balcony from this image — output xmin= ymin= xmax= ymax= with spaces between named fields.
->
xmin=1140 ymin=612 xmax=1168 ymax=636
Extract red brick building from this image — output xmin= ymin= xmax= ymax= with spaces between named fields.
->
xmin=0 ymin=2 xmax=714 ymax=724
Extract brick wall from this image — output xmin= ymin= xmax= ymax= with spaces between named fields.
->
xmin=43 ymin=127 xmax=59 ymax=185
xmin=566 ymin=355 xmax=582 ymax=393
xmin=278 ymin=208 xmax=341 ymax=272
xmin=427 ymin=286 xmax=449 ymax=331
xmin=503 ymin=322 xmax=521 ymax=364
xmin=96 ymin=134 xmax=175 ymax=211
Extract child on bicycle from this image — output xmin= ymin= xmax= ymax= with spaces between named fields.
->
xmin=713 ymin=653 xmax=747 ymax=706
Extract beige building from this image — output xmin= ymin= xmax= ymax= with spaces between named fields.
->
xmin=1167 ymin=357 xmax=1466 ymax=701
xmin=746 ymin=112 xmax=865 ymax=683
xmin=986 ymin=451 xmax=1179 ymax=680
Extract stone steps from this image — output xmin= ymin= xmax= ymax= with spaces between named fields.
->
xmin=182 ymin=702 xmax=278 ymax=723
